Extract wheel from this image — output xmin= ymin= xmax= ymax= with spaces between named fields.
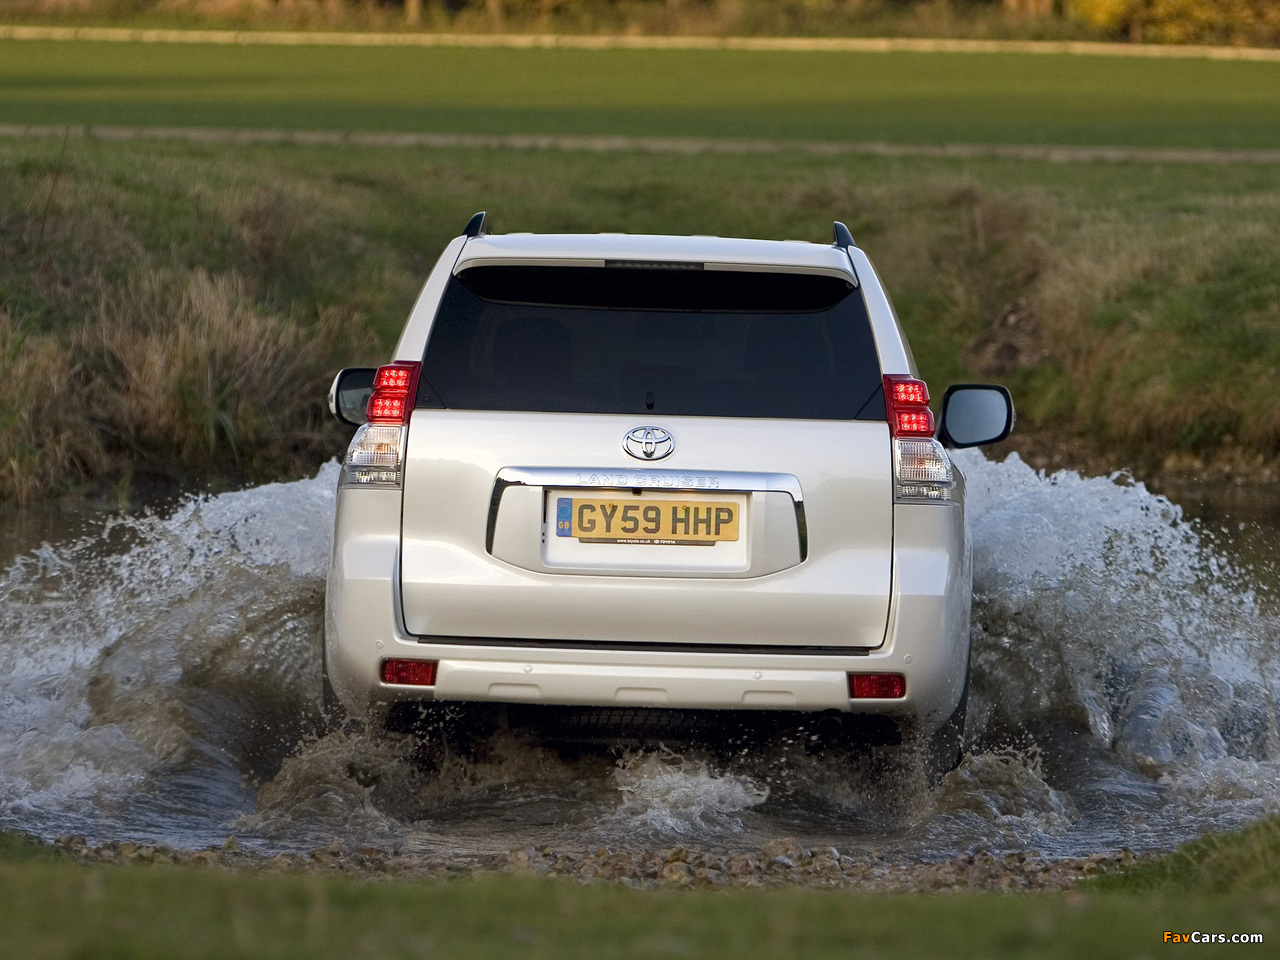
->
xmin=918 ymin=651 xmax=970 ymax=785
xmin=923 ymin=680 xmax=968 ymax=785
xmin=320 ymin=651 xmax=350 ymax=733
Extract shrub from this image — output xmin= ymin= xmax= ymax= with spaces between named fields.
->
xmin=1067 ymin=0 xmax=1280 ymax=45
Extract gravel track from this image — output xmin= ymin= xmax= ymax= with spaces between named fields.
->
xmin=3 ymin=124 xmax=1280 ymax=164
xmin=50 ymin=835 xmax=1142 ymax=892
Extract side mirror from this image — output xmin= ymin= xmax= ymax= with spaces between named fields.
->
xmin=939 ymin=384 xmax=1015 ymax=449
xmin=328 ymin=368 xmax=376 ymax=426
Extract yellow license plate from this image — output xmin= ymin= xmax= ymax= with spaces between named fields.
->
xmin=554 ymin=497 xmax=740 ymax=546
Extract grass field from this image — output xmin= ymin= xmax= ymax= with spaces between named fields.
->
xmin=4 ymin=39 xmax=1280 ymax=500
xmin=3 ymin=135 xmax=1279 ymax=501
xmin=0 ymin=824 xmax=1276 ymax=960
xmin=4 ymin=39 xmax=1280 ymax=148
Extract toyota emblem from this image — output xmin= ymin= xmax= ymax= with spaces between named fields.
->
xmin=623 ymin=426 xmax=675 ymax=461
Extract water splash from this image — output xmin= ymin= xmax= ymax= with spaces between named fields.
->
xmin=0 ymin=453 xmax=1277 ymax=859
xmin=0 ymin=465 xmax=339 ymax=847
xmin=611 ymin=748 xmax=769 ymax=838
xmin=955 ymin=451 xmax=1280 ymax=851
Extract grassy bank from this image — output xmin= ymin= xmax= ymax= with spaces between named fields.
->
xmin=0 ymin=822 xmax=1276 ymax=959
xmin=5 ymin=40 xmax=1280 ymax=149
xmin=3 ymin=136 xmax=1280 ymax=502
xmin=1091 ymin=816 xmax=1280 ymax=895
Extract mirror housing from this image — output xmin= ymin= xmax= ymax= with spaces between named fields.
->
xmin=938 ymin=384 xmax=1015 ymax=449
xmin=328 ymin=367 xmax=377 ymax=427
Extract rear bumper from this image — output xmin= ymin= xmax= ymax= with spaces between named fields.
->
xmin=397 ymin=648 xmax=874 ymax=712
xmin=326 ymin=492 xmax=969 ymax=734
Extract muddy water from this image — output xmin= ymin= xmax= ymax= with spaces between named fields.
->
xmin=1 ymin=453 xmax=1277 ymax=862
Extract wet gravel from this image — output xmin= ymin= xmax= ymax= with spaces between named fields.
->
xmin=49 ymin=835 xmax=1143 ymax=893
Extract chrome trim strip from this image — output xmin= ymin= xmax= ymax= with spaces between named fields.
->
xmin=488 ymin=466 xmax=808 ymax=561
xmin=484 ymin=475 xmax=519 ymax=555
xmin=496 ymin=466 xmax=803 ymax=498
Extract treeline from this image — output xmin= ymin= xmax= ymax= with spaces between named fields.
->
xmin=10 ymin=0 xmax=1280 ymax=47
xmin=1070 ymin=0 xmax=1280 ymax=44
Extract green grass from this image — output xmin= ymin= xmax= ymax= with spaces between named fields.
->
xmin=4 ymin=40 xmax=1280 ymax=148
xmin=1092 ymin=817 xmax=1280 ymax=895
xmin=3 ymin=135 xmax=1280 ymax=499
xmin=0 ymin=830 xmax=60 ymax=863
xmin=0 ymin=827 xmax=1277 ymax=960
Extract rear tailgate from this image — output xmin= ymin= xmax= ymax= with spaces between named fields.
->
xmin=398 ymin=411 xmax=892 ymax=649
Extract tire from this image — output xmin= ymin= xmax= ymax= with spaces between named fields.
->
xmin=924 ymin=684 xmax=967 ymax=784
xmin=922 ymin=664 xmax=969 ymax=786
xmin=320 ymin=653 xmax=349 ymax=733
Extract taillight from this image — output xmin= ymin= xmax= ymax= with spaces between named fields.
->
xmin=884 ymin=374 xmax=935 ymax=438
xmin=380 ymin=659 xmax=438 ymax=686
xmin=340 ymin=361 xmax=420 ymax=489
xmin=367 ymin=362 xmax=420 ymax=424
xmin=848 ymin=673 xmax=906 ymax=699
xmin=884 ymin=374 xmax=953 ymax=503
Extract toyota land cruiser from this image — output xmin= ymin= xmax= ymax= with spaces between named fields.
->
xmin=325 ymin=213 xmax=1013 ymax=777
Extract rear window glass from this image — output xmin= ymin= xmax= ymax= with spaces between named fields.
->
xmin=417 ymin=265 xmax=886 ymax=421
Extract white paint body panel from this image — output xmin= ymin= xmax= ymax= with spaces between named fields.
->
xmin=397 ymin=411 xmax=893 ymax=646
xmin=326 ymin=230 xmax=971 ymax=735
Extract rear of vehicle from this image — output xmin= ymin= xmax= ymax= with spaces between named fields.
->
xmin=326 ymin=226 xmax=973 ymax=759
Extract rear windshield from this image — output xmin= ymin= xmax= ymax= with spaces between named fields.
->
xmin=417 ymin=265 xmax=886 ymax=420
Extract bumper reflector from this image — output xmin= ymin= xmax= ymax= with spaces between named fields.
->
xmin=381 ymin=659 xmax=438 ymax=686
xmin=848 ymin=673 xmax=906 ymax=699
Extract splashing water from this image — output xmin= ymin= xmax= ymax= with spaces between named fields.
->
xmin=611 ymin=749 xmax=770 ymax=838
xmin=0 ymin=467 xmax=337 ymax=849
xmin=0 ymin=453 xmax=1277 ymax=859
xmin=955 ymin=452 xmax=1280 ymax=853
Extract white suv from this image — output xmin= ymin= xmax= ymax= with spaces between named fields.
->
xmin=325 ymin=214 xmax=1013 ymax=776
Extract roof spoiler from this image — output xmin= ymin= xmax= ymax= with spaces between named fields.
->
xmin=465 ymin=213 xmax=852 ymax=249
xmin=463 ymin=211 xmax=487 ymax=238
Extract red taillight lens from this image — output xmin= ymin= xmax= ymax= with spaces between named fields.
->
xmin=894 ymin=410 xmax=934 ymax=435
xmin=380 ymin=659 xmax=438 ymax=686
xmin=883 ymin=374 xmax=935 ymax=438
xmin=848 ymin=673 xmax=906 ymax=699
xmin=373 ymin=366 xmax=415 ymax=392
xmin=887 ymin=378 xmax=928 ymax=406
xmin=366 ymin=362 xmax=421 ymax=425
xmin=367 ymin=394 xmax=409 ymax=422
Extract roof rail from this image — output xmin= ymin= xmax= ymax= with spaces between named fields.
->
xmin=832 ymin=221 xmax=855 ymax=249
xmin=463 ymin=211 xmax=487 ymax=238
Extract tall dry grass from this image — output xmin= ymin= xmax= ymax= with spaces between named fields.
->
xmin=0 ymin=308 xmax=101 ymax=504
xmin=1028 ymin=193 xmax=1280 ymax=460
xmin=3 ymin=137 xmax=1279 ymax=500
xmin=0 ymin=136 xmax=402 ymax=504
xmin=1 ymin=269 xmax=374 ymax=504
xmin=844 ymin=172 xmax=1280 ymax=475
